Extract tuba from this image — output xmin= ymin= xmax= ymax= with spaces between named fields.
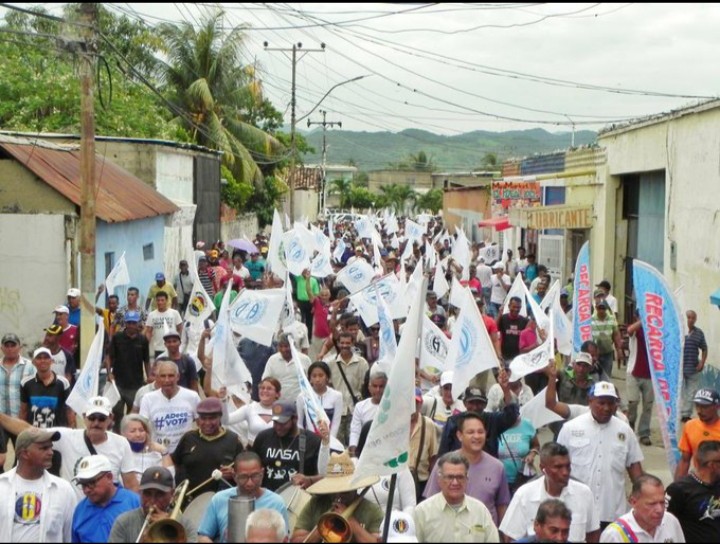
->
xmin=141 ymin=479 xmax=190 ymax=543
xmin=314 ymin=487 xmax=371 ymax=543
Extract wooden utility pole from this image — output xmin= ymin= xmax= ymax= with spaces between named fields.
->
xmin=78 ymin=3 xmax=98 ymax=365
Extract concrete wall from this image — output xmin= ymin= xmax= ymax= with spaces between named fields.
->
xmin=95 ymin=216 xmax=166 ymax=306
xmin=165 ymin=205 xmax=197 ymax=278
xmin=156 ymin=151 xmax=194 ymax=204
xmin=599 ymin=106 xmax=720 ymax=356
xmin=221 ymin=211 xmax=259 ymax=242
xmin=0 ymin=214 xmax=66 ymax=349
xmin=294 ymin=189 xmax=319 ymax=222
xmin=99 ymin=141 xmax=157 ymax=187
xmin=368 ymin=170 xmax=433 ymax=194
xmin=443 ymin=187 xmax=492 ymax=242
xmin=0 ymin=160 xmax=75 ymax=215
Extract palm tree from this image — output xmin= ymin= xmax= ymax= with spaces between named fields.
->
xmin=329 ymin=178 xmax=353 ymax=208
xmin=380 ymin=183 xmax=417 ymax=214
xmin=157 ymin=9 xmax=284 ymax=186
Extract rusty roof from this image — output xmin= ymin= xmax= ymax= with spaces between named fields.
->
xmin=288 ymin=166 xmax=322 ymax=190
xmin=0 ymin=141 xmax=179 ymax=222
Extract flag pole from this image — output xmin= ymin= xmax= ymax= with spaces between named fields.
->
xmin=381 ymin=473 xmax=398 ymax=543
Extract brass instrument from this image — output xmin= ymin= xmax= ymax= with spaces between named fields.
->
xmin=142 ymin=479 xmax=190 ymax=543
xmin=135 ymin=506 xmax=155 ymax=543
xmin=312 ymin=487 xmax=371 ymax=543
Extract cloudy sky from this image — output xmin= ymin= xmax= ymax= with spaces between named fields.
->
xmin=14 ymin=3 xmax=720 ymax=135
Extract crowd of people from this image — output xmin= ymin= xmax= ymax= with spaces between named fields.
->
xmin=0 ymin=213 xmax=717 ymax=543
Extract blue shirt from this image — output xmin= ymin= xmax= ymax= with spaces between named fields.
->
xmin=497 ymin=418 xmax=536 ymax=484
xmin=68 ymin=306 xmax=81 ymax=327
xmin=72 ymin=486 xmax=140 ymax=543
xmin=198 ymin=487 xmax=289 ymax=542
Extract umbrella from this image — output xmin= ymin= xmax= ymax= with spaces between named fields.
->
xmin=227 ymin=239 xmax=259 ymax=253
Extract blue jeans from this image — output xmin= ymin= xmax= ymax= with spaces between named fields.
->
xmin=627 ymin=375 xmax=654 ymax=439
xmin=598 ymin=352 xmax=614 ymax=379
xmin=681 ymin=372 xmax=703 ymax=419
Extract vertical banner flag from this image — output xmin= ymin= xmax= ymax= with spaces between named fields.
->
xmin=289 ymin=334 xmax=328 ymax=433
xmin=104 ymin=252 xmax=130 ymax=295
xmin=633 ymin=259 xmax=683 ymax=474
xmin=228 ymin=288 xmax=286 ymax=347
xmin=267 ymin=209 xmax=287 ymax=278
xmin=449 ymin=287 xmax=501 ymax=399
xmin=352 ymin=276 xmax=425 ymax=484
xmin=66 ymin=327 xmax=105 ymax=414
xmin=572 ymin=241 xmax=592 ymax=353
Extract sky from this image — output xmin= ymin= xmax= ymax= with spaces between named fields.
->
xmin=6 ymin=3 xmax=720 ymax=136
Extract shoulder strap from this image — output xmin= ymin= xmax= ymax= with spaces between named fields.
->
xmin=610 ymin=519 xmax=639 ymax=543
xmin=83 ymin=432 xmax=98 ymax=456
xmin=414 ymin=417 xmax=426 ymax=473
xmin=335 ymin=360 xmax=359 ymax=405
xmin=298 ymin=431 xmax=307 ymax=474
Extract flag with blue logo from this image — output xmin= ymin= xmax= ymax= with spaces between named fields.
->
xmin=228 ymin=288 xmax=286 ymax=347
xmin=336 ymin=259 xmax=376 ymax=295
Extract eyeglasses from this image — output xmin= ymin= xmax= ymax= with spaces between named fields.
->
xmin=79 ymin=472 xmax=109 ymax=489
xmin=440 ymin=474 xmax=467 ymax=482
xmin=236 ymin=472 xmax=264 ymax=484
xmin=87 ymin=414 xmax=108 ymax=422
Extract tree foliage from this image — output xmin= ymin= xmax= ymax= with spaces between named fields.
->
xmin=415 ymin=188 xmax=444 ymax=214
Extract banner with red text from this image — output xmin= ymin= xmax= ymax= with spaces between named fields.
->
xmin=571 ymin=241 xmax=592 ymax=353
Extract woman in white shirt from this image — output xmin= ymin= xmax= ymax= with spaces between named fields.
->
xmin=120 ymin=413 xmax=174 ymax=483
xmin=297 ymin=361 xmax=343 ymax=439
xmin=221 ymin=377 xmax=280 ymax=447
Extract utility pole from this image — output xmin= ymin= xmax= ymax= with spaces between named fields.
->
xmin=307 ymin=110 xmax=342 ymax=216
xmin=78 ymin=3 xmax=98 ymax=365
xmin=263 ymin=41 xmax=325 ymax=222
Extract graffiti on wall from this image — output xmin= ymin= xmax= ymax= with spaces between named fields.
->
xmin=0 ymin=287 xmax=25 ymax=328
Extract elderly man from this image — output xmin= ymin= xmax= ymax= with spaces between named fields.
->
xmin=109 ymin=466 xmax=198 ymax=543
xmin=500 ymin=442 xmax=599 ymax=543
xmin=600 ymin=474 xmax=684 ymax=542
xmin=515 ymin=499 xmax=573 ymax=544
xmin=675 ymin=388 xmax=720 ymax=479
xmin=425 ymin=412 xmax=511 ymax=526
xmin=246 ymin=509 xmax=288 ymax=543
xmin=415 ymin=451 xmax=499 ymax=542
xmin=291 ymin=450 xmax=382 ymax=543
xmin=0 ymin=428 xmax=77 ymax=542
xmin=198 ymin=451 xmax=289 ymax=543
xmin=71 ymin=454 xmax=140 ymax=542
xmin=558 ymin=381 xmax=643 ymax=529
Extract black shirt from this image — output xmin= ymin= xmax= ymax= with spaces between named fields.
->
xmin=438 ymin=403 xmax=520 ymax=458
xmin=109 ymin=331 xmax=149 ymax=389
xmin=20 ymin=373 xmax=71 ymax=427
xmin=169 ymin=354 xmax=199 ymax=390
xmin=498 ymin=314 xmax=529 ymax=359
xmin=252 ymin=428 xmax=321 ymax=492
xmin=172 ymin=428 xmax=243 ymax=496
xmin=666 ymin=474 xmax=720 ymax=541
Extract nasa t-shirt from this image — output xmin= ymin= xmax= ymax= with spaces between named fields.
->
xmin=13 ymin=475 xmax=44 ymax=543
xmin=139 ymin=387 xmax=200 ymax=453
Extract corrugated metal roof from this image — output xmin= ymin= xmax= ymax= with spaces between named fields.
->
xmin=288 ymin=167 xmax=322 ymax=190
xmin=0 ymin=141 xmax=179 ymax=222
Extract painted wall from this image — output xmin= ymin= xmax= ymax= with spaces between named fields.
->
xmin=599 ymin=105 xmax=720 ymax=357
xmin=0 ymin=160 xmax=75 ymax=215
xmin=0 ymin=214 xmax=66 ymax=350
xmin=95 ymin=216 xmax=166 ymax=307
xmin=443 ymin=187 xmax=492 ymax=242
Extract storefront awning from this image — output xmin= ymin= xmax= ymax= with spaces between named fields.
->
xmin=710 ymin=288 xmax=720 ymax=307
xmin=478 ymin=216 xmax=511 ymax=231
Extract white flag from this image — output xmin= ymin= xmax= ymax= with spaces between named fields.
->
xmin=267 ymin=209 xmax=287 ymax=278
xmin=229 ymin=288 xmax=286 ymax=347
xmin=449 ymin=287 xmax=501 ymax=399
xmin=520 ymin=387 xmax=564 ymax=429
xmin=374 ymin=285 xmax=398 ymax=375
xmin=310 ymin=245 xmax=334 ymax=279
xmin=349 ymin=274 xmax=402 ymax=326
xmin=372 ymin=240 xmax=384 ymax=275
xmin=432 ymin=263 xmax=449 ymax=300
xmin=66 ymin=327 xmax=105 ymax=414
xmin=404 ymin=219 xmax=424 ymax=242
xmin=425 ymin=241 xmax=437 ymax=271
xmin=390 ymin=234 xmax=399 ymax=249
xmin=540 ymin=280 xmax=560 ymax=312
xmin=352 ymin=275 xmax=425 ymax=484
xmin=402 ymin=258 xmax=425 ymax=317
xmin=545 ymin=282 xmax=572 ymax=356
xmin=509 ymin=311 xmax=555 ymax=380
xmin=212 ymin=284 xmax=252 ymax=403
xmin=332 ymin=238 xmax=346 ymax=263
xmin=104 ymin=252 xmax=130 ymax=295
xmin=420 ymin=315 xmax=450 ymax=375
xmin=451 ymin=228 xmax=470 ymax=281
xmin=336 ymin=259 xmax=376 ymax=295
xmin=102 ymin=380 xmax=121 ymax=408
xmin=183 ymin=272 xmax=214 ymax=327
xmin=283 ymin=230 xmax=312 ymax=277
xmin=289 ymin=334 xmax=328 ymax=433
xmin=355 ymin=216 xmax=375 ymax=239
xmin=523 ymin=281 xmax=550 ymax=332
xmin=385 ymin=215 xmax=399 ymax=235
xmin=502 ymin=273 xmax=528 ymax=317
xmin=449 ymin=275 xmax=466 ymax=309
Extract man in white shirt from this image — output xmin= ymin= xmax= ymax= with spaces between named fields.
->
xmin=348 ymin=371 xmax=387 ymax=455
xmin=600 ymin=473 xmax=685 ymax=542
xmin=500 ymin=442 xmax=600 ymax=542
xmin=0 ymin=428 xmax=77 ymax=543
xmin=139 ymin=360 xmax=199 ymax=453
xmin=262 ymin=333 xmax=311 ymax=402
xmin=475 ymin=258 xmax=494 ymax=306
xmin=489 ymin=262 xmax=511 ymax=318
xmin=144 ymin=291 xmax=183 ymax=357
xmin=557 ymin=381 xmax=644 ymax=528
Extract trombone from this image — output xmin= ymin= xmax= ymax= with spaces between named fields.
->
xmin=137 ymin=479 xmax=189 ymax=543
xmin=305 ymin=486 xmax=372 ymax=543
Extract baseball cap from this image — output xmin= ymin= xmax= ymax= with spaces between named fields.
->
xmin=440 ymin=371 xmax=453 ymax=387
xmin=574 ymin=352 xmax=594 ymax=366
xmin=124 ymin=310 xmax=140 ymax=323
xmin=85 ymin=396 xmax=113 ymax=417
xmin=139 ymin=467 xmax=174 ymax=492
xmin=426 ymin=290 xmax=437 ymax=299
xmin=387 ymin=511 xmax=419 ymax=543
xmin=67 ymin=288 xmax=81 ymax=298
xmin=693 ymin=388 xmax=720 ymax=406
xmin=196 ymin=397 xmax=224 ymax=415
xmin=260 ymin=246 xmax=269 ymax=255
xmin=595 ymin=300 xmax=609 ymax=310
xmin=1 ymin=332 xmax=20 ymax=345
xmin=492 ymin=262 xmax=505 ymax=270
xmin=155 ymin=272 xmax=165 ymax=281
xmin=589 ymin=381 xmax=618 ymax=399
xmin=15 ymin=427 xmax=60 ymax=454
xmin=44 ymin=324 xmax=63 ymax=335
xmin=74 ymin=454 xmax=112 ymax=482
xmin=271 ymin=401 xmax=297 ymax=423
xmin=463 ymin=387 xmax=488 ymax=403
xmin=560 ymin=288 xmax=569 ymax=297
xmin=53 ymin=305 xmax=69 ymax=314
xmin=593 ymin=289 xmax=606 ymax=298
xmin=33 ymin=347 xmax=52 ymax=359
xmin=596 ymin=280 xmax=611 ymax=290
xmin=415 ymin=387 xmax=423 ymax=403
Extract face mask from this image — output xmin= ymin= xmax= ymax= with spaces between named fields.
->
xmin=129 ymin=441 xmax=146 ymax=453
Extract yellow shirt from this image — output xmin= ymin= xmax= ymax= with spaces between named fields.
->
xmin=409 ymin=415 xmax=439 ymax=481
xmin=414 ymin=492 xmax=499 ymax=543
xmin=146 ymin=282 xmax=178 ymax=310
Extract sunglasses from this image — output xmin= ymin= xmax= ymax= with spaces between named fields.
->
xmin=79 ymin=472 xmax=109 ymax=489
xmin=87 ymin=414 xmax=108 ymax=422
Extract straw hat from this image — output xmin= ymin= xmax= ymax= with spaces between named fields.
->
xmin=306 ymin=451 xmax=379 ymax=495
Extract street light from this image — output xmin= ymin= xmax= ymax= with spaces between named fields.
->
xmin=296 ymin=75 xmax=370 ymax=124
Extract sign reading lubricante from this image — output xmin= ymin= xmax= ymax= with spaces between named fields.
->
xmin=492 ymin=180 xmax=542 ymax=202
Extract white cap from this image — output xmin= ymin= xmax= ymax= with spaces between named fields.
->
xmin=84 ymin=396 xmax=113 ymax=417
xmin=387 ymin=511 xmax=418 ymax=543
xmin=67 ymin=288 xmax=81 ymax=298
xmin=32 ymin=347 xmax=52 ymax=359
xmin=53 ymin=305 xmax=69 ymax=314
xmin=574 ymin=352 xmax=593 ymax=365
xmin=590 ymin=381 xmax=618 ymax=399
xmin=73 ymin=454 xmax=112 ymax=482
xmin=492 ymin=262 xmax=505 ymax=270
xmin=440 ymin=371 xmax=453 ymax=387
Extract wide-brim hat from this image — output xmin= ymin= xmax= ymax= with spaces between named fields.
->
xmin=306 ymin=451 xmax=379 ymax=495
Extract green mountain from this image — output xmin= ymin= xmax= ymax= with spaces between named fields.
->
xmin=300 ymin=127 xmax=596 ymax=171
